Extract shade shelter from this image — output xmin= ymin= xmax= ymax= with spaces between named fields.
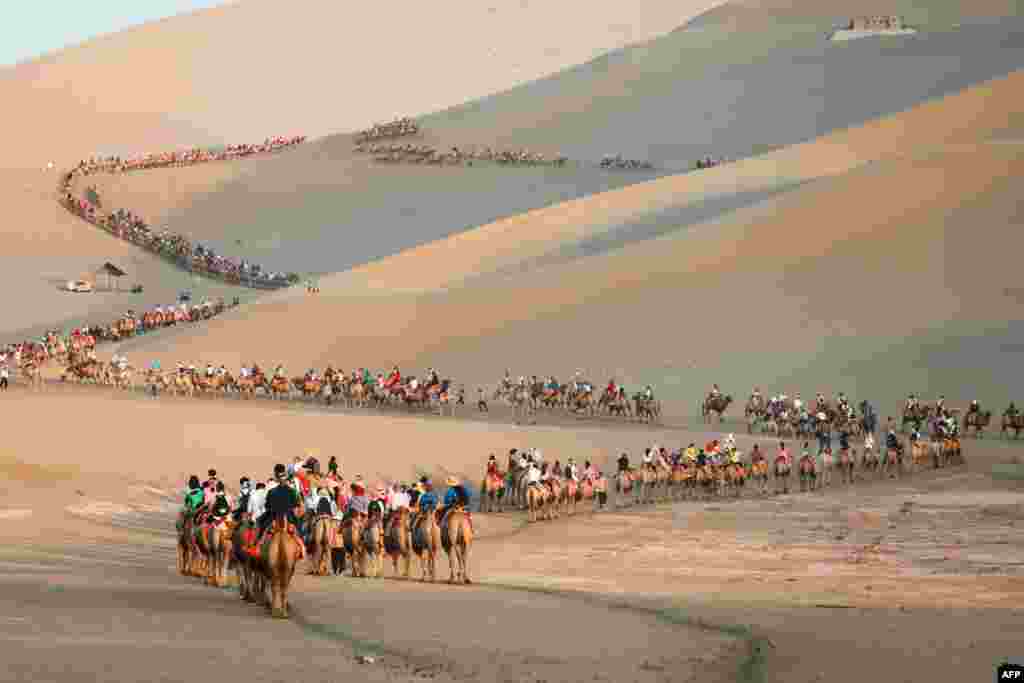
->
xmin=95 ymin=262 xmax=127 ymax=292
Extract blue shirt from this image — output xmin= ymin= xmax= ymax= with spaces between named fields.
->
xmin=443 ymin=488 xmax=459 ymax=507
xmin=418 ymin=491 xmax=438 ymax=511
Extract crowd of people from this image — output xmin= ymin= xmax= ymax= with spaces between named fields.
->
xmin=695 ymin=156 xmax=729 ymax=170
xmin=355 ymin=118 xmax=420 ymax=143
xmin=180 ymin=453 xmax=472 ymax=563
xmin=59 ymin=138 xmax=306 ymax=288
xmin=69 ymin=137 xmax=306 ymax=177
xmin=599 ymin=155 xmax=654 ymax=170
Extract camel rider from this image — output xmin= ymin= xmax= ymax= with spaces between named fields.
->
xmin=606 ymin=379 xmax=617 ymax=397
xmin=815 ymin=392 xmax=826 ymax=410
xmin=644 ymin=385 xmax=654 ymax=401
xmin=946 ymin=416 xmax=960 ymax=437
xmin=1007 ymin=403 xmax=1019 ymax=418
xmin=936 ymin=395 xmax=946 ymax=416
xmin=910 ymin=428 xmax=923 ymax=445
xmin=886 ymin=429 xmax=903 ymax=456
xmin=183 ymin=475 xmax=204 ymax=514
xmin=273 ymin=365 xmax=285 ymax=379
xmin=257 ymin=465 xmax=299 ymax=536
xmin=411 ymin=478 xmax=437 ymax=529
xmin=234 ymin=478 xmax=252 ymax=522
xmin=709 ymin=384 xmax=721 ymax=400
xmin=685 ymin=444 xmax=698 ymax=463
xmin=204 ymin=469 xmax=219 ymax=491
xmin=837 ymin=393 xmax=849 ymax=413
xmin=566 ymin=458 xmax=579 ymax=481
xmin=617 ymin=452 xmax=630 ymax=472
xmin=793 ymin=394 xmax=803 ymax=412
xmin=210 ymin=486 xmax=231 ymax=521
xmin=439 ymin=476 xmax=469 ymax=524
xmin=527 ymin=461 xmax=542 ymax=488
xmin=205 ymin=363 xmax=215 ymax=378
xmin=486 ymin=454 xmax=499 ymax=476
xmin=150 ymin=359 xmax=161 ymax=373
xmin=518 ymin=451 xmax=529 ymax=470
xmin=239 ymin=365 xmax=250 ymax=379
xmin=751 ymin=443 xmax=764 ymax=463
xmin=315 ymin=488 xmax=335 ymax=517
xmin=968 ymin=399 xmax=980 ymax=415
xmin=863 ymin=432 xmax=875 ymax=453
xmin=409 ymin=376 xmax=419 ymax=392
xmin=724 ymin=433 xmax=737 ymax=453
xmin=839 ymin=431 xmax=851 ymax=452
xmin=906 ymin=394 xmax=918 ymax=411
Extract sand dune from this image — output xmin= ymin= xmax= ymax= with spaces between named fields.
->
xmin=82 ymin=12 xmax=1024 ymax=277
xmin=2 ymin=0 xmax=723 ymax=171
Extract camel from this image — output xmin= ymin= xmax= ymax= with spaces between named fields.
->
xmin=773 ymin=458 xmax=791 ymax=495
xmin=562 ymin=478 xmax=579 ymax=516
xmin=838 ymin=448 xmax=856 ymax=485
xmin=360 ymin=508 xmax=384 ymax=578
xmin=702 ymin=395 xmax=733 ymax=424
xmin=638 ymin=467 xmax=658 ymax=504
xmin=411 ymin=509 xmax=442 ymax=582
xmin=1001 ymin=414 xmax=1024 ymax=439
xmin=941 ymin=437 xmax=963 ymax=466
xmin=384 ymin=508 xmax=413 ymax=579
xmin=798 ymin=455 xmax=818 ymax=492
xmin=722 ymin=462 xmax=746 ymax=498
xmin=615 ymin=470 xmax=634 ymax=508
xmin=861 ymin=448 xmax=881 ymax=479
xmin=342 ymin=514 xmax=367 ymax=577
xmin=269 ymin=376 xmax=291 ymax=400
xmin=512 ymin=386 xmax=535 ymax=425
xmin=232 ymin=520 xmax=260 ymax=602
xmin=441 ymin=507 xmax=473 ymax=584
xmin=633 ymin=396 xmax=660 ymax=424
xmin=176 ymin=511 xmax=199 ymax=577
xmin=479 ymin=471 xmax=504 ymax=513
xmin=819 ymin=451 xmax=834 ymax=488
xmin=307 ymin=514 xmax=333 ymax=576
xmin=256 ymin=517 xmax=302 ymax=619
xmin=963 ymin=410 xmax=992 ymax=438
xmin=526 ymin=483 xmax=546 ymax=522
xmin=171 ymin=372 xmax=195 ymax=398
xmin=911 ymin=441 xmax=940 ymax=472
xmin=203 ymin=517 xmax=234 ymax=587
xmin=750 ymin=460 xmax=770 ymax=495
xmin=884 ymin=443 xmax=905 ymax=479
xmin=544 ymin=479 xmax=562 ymax=519
xmin=20 ymin=363 xmax=44 ymax=391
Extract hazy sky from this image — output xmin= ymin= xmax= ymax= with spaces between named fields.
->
xmin=3 ymin=0 xmax=224 ymax=66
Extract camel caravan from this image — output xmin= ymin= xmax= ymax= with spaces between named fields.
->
xmin=2 ymin=299 xmax=232 ymax=390
xmin=600 ymin=154 xmax=654 ymax=171
xmin=177 ymin=457 xmax=475 ymax=618
xmin=60 ymin=138 xmax=303 ymax=288
xmin=355 ymin=141 xmax=569 ymax=168
xmin=479 ymin=450 xmax=610 ymax=521
xmin=492 ymin=372 xmax=662 ymax=424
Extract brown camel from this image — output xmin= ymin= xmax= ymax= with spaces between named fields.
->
xmin=360 ymin=509 xmax=384 ymax=578
xmin=480 ymin=471 xmax=504 ymax=513
xmin=703 ymin=395 xmax=733 ymax=424
xmin=385 ymin=508 xmax=413 ymax=579
xmin=341 ymin=514 xmax=366 ymax=577
xmin=307 ymin=514 xmax=333 ymax=576
xmin=204 ymin=518 xmax=234 ymax=587
xmin=441 ymin=507 xmax=473 ymax=584
xmin=257 ymin=517 xmax=302 ymax=619
xmin=411 ymin=509 xmax=442 ymax=582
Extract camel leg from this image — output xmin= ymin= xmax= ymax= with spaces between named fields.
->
xmin=460 ymin=545 xmax=471 ymax=584
xmin=448 ymin=546 xmax=457 ymax=584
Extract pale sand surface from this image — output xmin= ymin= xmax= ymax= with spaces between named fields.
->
xmin=2 ymin=389 xmax=1023 ymax=682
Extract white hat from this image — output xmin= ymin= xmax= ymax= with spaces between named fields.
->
xmin=817 ymin=412 xmax=827 ymax=420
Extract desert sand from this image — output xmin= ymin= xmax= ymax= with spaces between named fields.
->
xmin=3 ymin=0 xmax=1024 ymax=680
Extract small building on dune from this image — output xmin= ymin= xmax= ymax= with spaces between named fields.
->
xmin=830 ymin=15 xmax=917 ymax=41
xmin=95 ymin=262 xmax=127 ymax=291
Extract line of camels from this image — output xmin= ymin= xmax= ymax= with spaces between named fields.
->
xmin=178 ymin=483 xmax=473 ymax=620
xmin=705 ymin=393 xmax=1024 ymax=440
